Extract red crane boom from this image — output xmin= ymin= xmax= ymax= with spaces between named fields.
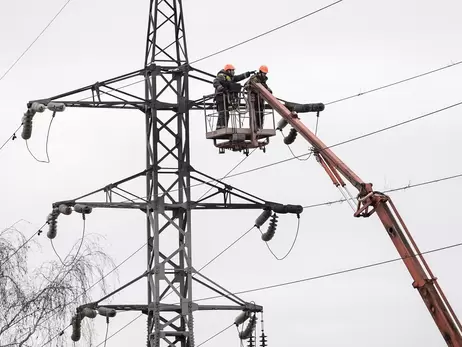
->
xmin=252 ymin=82 xmax=462 ymax=346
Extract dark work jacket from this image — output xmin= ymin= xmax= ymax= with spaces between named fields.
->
xmin=247 ymin=72 xmax=272 ymax=93
xmin=213 ymin=70 xmax=250 ymax=96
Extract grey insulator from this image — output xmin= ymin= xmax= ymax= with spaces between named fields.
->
xmin=285 ymin=102 xmax=325 ymax=113
xmin=71 ymin=315 xmax=82 ymax=342
xmin=47 ymin=227 xmax=57 ymax=239
xmin=283 ymin=128 xmax=297 ymax=145
xmin=255 ymin=209 xmax=272 ymax=228
xmin=272 ymin=204 xmax=303 ymax=215
xmin=98 ymin=307 xmax=116 ymax=318
xmin=261 ymin=214 xmax=278 ymax=242
xmin=30 ymin=102 xmax=46 ymax=113
xmin=239 ymin=315 xmax=257 ymax=340
xmin=58 ymin=204 xmax=72 ymax=215
xmin=21 ymin=114 xmax=33 ymax=140
xmin=74 ymin=204 xmax=92 ymax=214
xmin=235 ymin=311 xmax=251 ymax=325
xmin=47 ymin=102 xmax=66 ymax=112
xmin=82 ymin=308 xmax=97 ymax=319
xmin=47 ymin=209 xmax=59 ymax=239
xmin=276 ymin=118 xmax=288 ymax=131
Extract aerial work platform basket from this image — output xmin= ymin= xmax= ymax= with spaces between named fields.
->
xmin=204 ymin=82 xmax=276 ymax=155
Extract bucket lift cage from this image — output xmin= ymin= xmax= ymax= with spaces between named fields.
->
xmin=204 ymin=82 xmax=276 ymax=155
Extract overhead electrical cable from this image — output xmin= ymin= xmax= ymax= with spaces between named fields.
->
xmin=163 ymin=226 xmax=256 ymax=300
xmin=93 ymin=314 xmax=143 ymax=347
xmin=224 ymin=99 xmax=462 ymax=180
xmin=193 ymin=241 xmax=462 ymax=302
xmin=325 ymin=60 xmax=462 ymax=105
xmin=0 ymin=123 xmax=22 ymax=154
xmin=38 ymin=324 xmax=71 ymax=347
xmin=196 ymin=323 xmax=235 ymax=346
xmin=0 ymin=0 xmax=74 ymax=82
xmin=189 ymin=0 xmax=344 ymax=65
xmin=0 ymin=221 xmax=47 ymax=267
xmin=197 ymin=148 xmax=257 ymax=201
xmin=326 ymin=101 xmax=462 ymax=150
xmin=302 ymin=172 xmax=462 ymax=209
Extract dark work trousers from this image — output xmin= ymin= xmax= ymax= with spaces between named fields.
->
xmin=251 ymin=94 xmax=265 ymax=130
xmin=216 ymin=95 xmax=229 ymax=128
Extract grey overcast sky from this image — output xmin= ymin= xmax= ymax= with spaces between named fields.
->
xmin=1 ymin=0 xmax=462 ymax=346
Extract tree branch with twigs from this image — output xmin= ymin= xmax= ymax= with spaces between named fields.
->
xmin=0 ymin=221 xmax=117 ymax=346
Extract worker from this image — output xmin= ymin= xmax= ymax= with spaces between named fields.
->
xmin=246 ymin=65 xmax=272 ymax=131
xmin=213 ymin=64 xmax=255 ymax=129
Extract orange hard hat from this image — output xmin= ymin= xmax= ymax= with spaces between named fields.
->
xmin=224 ymin=64 xmax=235 ymax=71
xmin=259 ymin=65 xmax=269 ymax=73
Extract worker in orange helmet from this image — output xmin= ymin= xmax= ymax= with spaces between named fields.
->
xmin=213 ymin=64 xmax=255 ymax=129
xmin=246 ymin=65 xmax=272 ymax=131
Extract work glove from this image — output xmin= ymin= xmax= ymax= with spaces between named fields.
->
xmin=221 ymin=80 xmax=231 ymax=89
xmin=246 ymin=71 xmax=256 ymax=77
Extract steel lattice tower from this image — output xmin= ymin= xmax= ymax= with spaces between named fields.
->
xmin=23 ymin=1 xmax=301 ymax=346
xmin=143 ymin=1 xmax=193 ymax=345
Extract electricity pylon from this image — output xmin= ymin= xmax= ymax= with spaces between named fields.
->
xmin=22 ymin=1 xmax=302 ymax=346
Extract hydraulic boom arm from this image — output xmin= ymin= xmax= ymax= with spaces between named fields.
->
xmin=252 ymin=82 xmax=462 ymax=346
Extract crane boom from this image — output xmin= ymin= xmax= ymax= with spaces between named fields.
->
xmin=251 ymin=82 xmax=462 ymax=346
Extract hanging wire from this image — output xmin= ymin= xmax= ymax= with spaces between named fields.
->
xmin=279 ymin=128 xmax=313 ymax=161
xmin=25 ymin=112 xmax=56 ymax=163
xmin=51 ymin=239 xmax=66 ymax=266
xmin=259 ymin=216 xmax=300 ymax=261
xmin=103 ymin=318 xmax=110 ymax=347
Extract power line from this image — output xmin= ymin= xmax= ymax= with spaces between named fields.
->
xmin=0 ymin=123 xmax=22 ymax=154
xmin=0 ymin=221 xmax=47 ymax=267
xmin=39 ymin=324 xmax=71 ymax=347
xmin=189 ymin=0 xmax=344 ymax=65
xmin=193 ymin=241 xmax=462 ymax=302
xmin=94 ymin=316 xmax=235 ymax=347
xmin=94 ymin=314 xmax=143 ymax=347
xmin=327 ymin=100 xmax=462 ymax=150
xmin=224 ymin=99 xmax=462 ymax=180
xmin=198 ymin=226 xmax=255 ymax=271
xmin=163 ymin=226 xmax=255 ymax=301
xmin=302 ymin=171 xmax=462 ymax=209
xmin=196 ymin=323 xmax=235 ymax=347
xmin=197 ymin=148 xmax=257 ymax=201
xmin=0 ymin=0 xmax=73 ymax=82
xmin=325 ymin=60 xmax=462 ymax=106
